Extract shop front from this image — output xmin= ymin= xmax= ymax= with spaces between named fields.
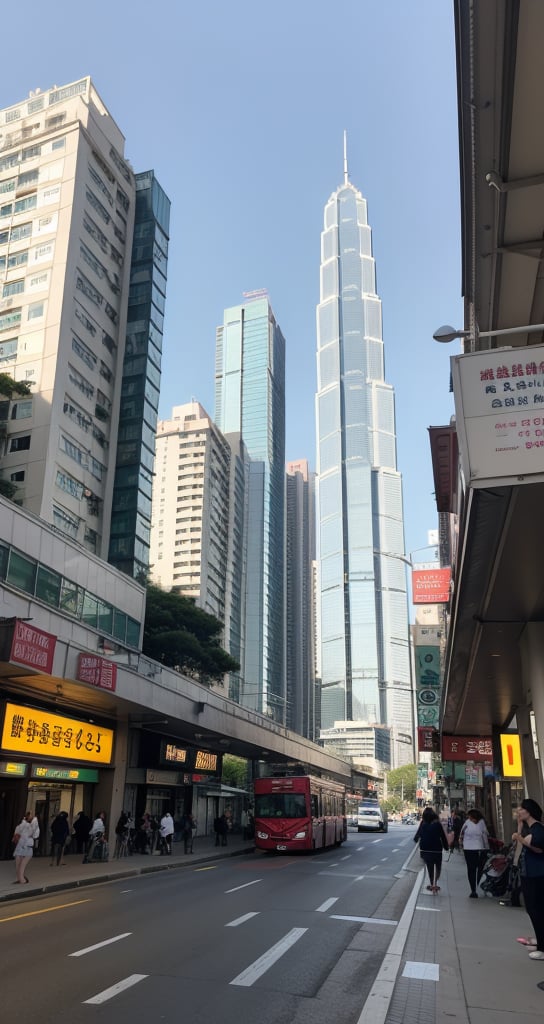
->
xmin=0 ymin=700 xmax=115 ymax=858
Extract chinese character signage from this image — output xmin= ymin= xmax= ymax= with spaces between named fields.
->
xmin=412 ymin=569 xmax=451 ymax=604
xmin=77 ymin=654 xmax=117 ymax=692
xmin=0 ymin=761 xmax=27 ymax=777
xmin=452 ymin=344 xmax=544 ymax=487
xmin=415 ymin=645 xmax=441 ymax=728
xmin=194 ymin=750 xmax=218 ymax=773
xmin=418 ymin=727 xmax=440 ymax=753
xmin=31 ymin=765 xmax=99 ymax=782
xmin=1 ymin=702 xmax=114 ymax=764
xmin=500 ymin=733 xmax=523 ymax=778
xmin=8 ymin=620 xmax=56 ymax=673
xmin=442 ymin=735 xmax=493 ymax=762
xmin=160 ymin=741 xmax=188 ymax=765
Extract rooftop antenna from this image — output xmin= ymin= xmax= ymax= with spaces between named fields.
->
xmin=343 ymin=129 xmax=349 ymax=185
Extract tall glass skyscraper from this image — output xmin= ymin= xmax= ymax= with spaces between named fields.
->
xmin=215 ymin=296 xmax=286 ymax=723
xmin=315 ymin=146 xmax=413 ymax=765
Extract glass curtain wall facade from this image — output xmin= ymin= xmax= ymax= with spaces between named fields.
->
xmin=315 ymin=172 xmax=412 ymax=762
xmin=286 ymin=460 xmax=316 ymax=739
xmin=215 ymin=298 xmax=286 ymax=722
xmin=109 ymin=170 xmax=170 ymax=579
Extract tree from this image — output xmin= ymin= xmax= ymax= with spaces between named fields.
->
xmin=0 ymin=374 xmax=32 ymax=500
xmin=386 ymin=763 xmax=417 ymax=805
xmin=142 ymin=584 xmax=239 ymax=685
xmin=221 ymin=755 xmax=248 ymax=789
xmin=382 ymin=796 xmax=402 ymax=814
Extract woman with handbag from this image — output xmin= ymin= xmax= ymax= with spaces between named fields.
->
xmin=13 ymin=810 xmax=38 ymax=884
xmin=460 ymin=808 xmax=489 ymax=897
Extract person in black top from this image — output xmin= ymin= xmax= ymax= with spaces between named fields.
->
xmin=414 ymin=807 xmax=449 ymax=892
xmin=512 ymin=798 xmax=544 ymax=959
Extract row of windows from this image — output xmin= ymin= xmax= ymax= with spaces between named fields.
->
xmin=0 ymin=137 xmax=65 ymax=175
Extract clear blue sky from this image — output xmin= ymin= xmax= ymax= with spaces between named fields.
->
xmin=3 ymin=0 xmax=461 ymax=558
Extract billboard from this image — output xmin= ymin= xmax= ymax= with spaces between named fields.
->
xmin=1 ymin=702 xmax=114 ymax=765
xmin=500 ymin=733 xmax=523 ymax=778
xmin=412 ymin=568 xmax=451 ymax=604
xmin=452 ymin=344 xmax=544 ymax=487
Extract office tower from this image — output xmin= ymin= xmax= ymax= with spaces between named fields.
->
xmin=215 ymin=295 xmax=286 ymax=722
xmin=223 ymin=432 xmax=249 ymax=703
xmin=109 ymin=170 xmax=170 ymax=580
xmin=149 ymin=402 xmax=231 ymax=622
xmin=0 ymin=78 xmax=135 ymax=559
xmin=286 ymin=459 xmax=316 ymax=739
xmin=315 ymin=141 xmax=412 ymax=764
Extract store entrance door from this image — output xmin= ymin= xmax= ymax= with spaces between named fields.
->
xmin=0 ymin=780 xmax=20 ymax=859
xmin=28 ymin=782 xmax=84 ymax=858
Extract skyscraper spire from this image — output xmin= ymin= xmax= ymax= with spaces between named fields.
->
xmin=343 ymin=129 xmax=349 ymax=185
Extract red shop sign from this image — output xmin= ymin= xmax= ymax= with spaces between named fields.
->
xmin=418 ymin=726 xmax=440 ymax=753
xmin=10 ymin=620 xmax=56 ymax=673
xmin=412 ymin=568 xmax=451 ymax=604
xmin=442 ymin=735 xmax=493 ymax=762
xmin=77 ymin=653 xmax=117 ymax=692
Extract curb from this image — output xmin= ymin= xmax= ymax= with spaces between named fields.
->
xmin=0 ymin=845 xmax=254 ymax=905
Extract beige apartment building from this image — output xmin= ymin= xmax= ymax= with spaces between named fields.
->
xmin=0 ymin=78 xmax=135 ymax=558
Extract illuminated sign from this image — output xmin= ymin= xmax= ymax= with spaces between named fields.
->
xmin=160 ymin=741 xmax=188 ymax=765
xmin=442 ymin=735 xmax=493 ymax=762
xmin=76 ymin=654 xmax=117 ymax=692
xmin=500 ymin=733 xmax=523 ymax=778
xmin=0 ymin=761 xmax=27 ymax=777
xmin=9 ymin=620 xmax=56 ymax=673
xmin=418 ymin=727 xmax=440 ymax=753
xmin=412 ymin=568 xmax=451 ymax=604
xmin=31 ymin=765 xmax=99 ymax=782
xmin=1 ymin=703 xmax=114 ymax=765
xmin=194 ymin=750 xmax=218 ymax=772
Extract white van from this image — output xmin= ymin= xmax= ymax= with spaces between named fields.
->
xmin=357 ymin=802 xmax=388 ymax=833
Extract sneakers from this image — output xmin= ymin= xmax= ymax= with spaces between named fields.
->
xmin=529 ymin=950 xmax=544 ymax=960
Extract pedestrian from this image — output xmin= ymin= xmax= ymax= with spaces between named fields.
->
xmin=114 ymin=812 xmax=129 ymax=858
xmin=451 ymin=810 xmax=463 ymax=851
xmin=214 ymin=812 xmax=229 ymax=847
xmin=72 ymin=811 xmax=91 ymax=855
xmin=50 ymin=811 xmax=70 ymax=866
xmin=12 ymin=811 xmax=39 ymax=884
xmin=178 ymin=812 xmax=193 ymax=853
xmin=138 ymin=812 xmax=152 ymax=854
xmin=512 ymin=799 xmax=544 ymax=960
xmin=83 ymin=811 xmax=106 ymax=863
xmin=160 ymin=810 xmax=174 ymax=855
xmin=460 ymin=808 xmax=489 ymax=897
xmin=413 ymin=807 xmax=449 ymax=892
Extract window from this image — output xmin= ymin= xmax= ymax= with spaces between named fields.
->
xmin=22 ymin=145 xmax=41 ymax=161
xmin=27 ymin=301 xmax=44 ymax=320
xmin=9 ymin=470 xmax=25 ymax=482
xmin=52 ymin=138 xmax=65 ymax=151
xmin=3 ymin=280 xmax=24 ymax=298
xmin=14 ymin=193 xmax=37 ymax=214
xmin=10 ymin=400 xmax=32 ymax=419
xmin=0 ymin=178 xmax=16 ymax=195
xmin=72 ymin=335 xmax=96 ymax=371
xmin=0 ymin=202 xmax=13 ymax=219
xmin=6 ymin=550 xmax=36 ymax=593
xmin=18 ymin=169 xmax=39 ymax=189
xmin=56 ymin=469 xmax=84 ymax=499
xmin=10 ymin=222 xmax=32 ymax=242
xmin=9 ymin=434 xmax=31 ymax=452
xmin=52 ymin=505 xmax=80 ymax=539
xmin=7 ymin=250 xmax=28 ymax=269
xmin=0 ymin=310 xmax=22 ymax=332
xmin=0 ymin=338 xmax=18 ymax=361
xmin=35 ymin=565 xmax=61 ymax=607
xmin=46 ymin=113 xmax=66 ymax=129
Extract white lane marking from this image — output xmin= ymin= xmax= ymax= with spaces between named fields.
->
xmin=340 ymin=855 xmax=351 ymax=861
xmin=230 ymin=927 xmax=307 ymax=987
xmin=356 ymin=868 xmax=424 ymax=1024
xmin=403 ymin=961 xmax=439 ymax=981
xmin=369 ymin=866 xmax=377 ymax=871
xmin=316 ymin=897 xmax=339 ymax=913
xmin=69 ymin=932 xmax=132 ymax=958
xmin=356 ymin=846 xmax=365 ymax=851
xmin=354 ymin=875 xmax=392 ymax=881
xmin=372 ymin=838 xmax=383 ymax=844
xmin=381 ymin=857 xmax=388 ymax=862
xmin=226 ymin=912 xmax=260 ymax=927
xmin=83 ymin=975 xmax=148 ymax=1004
xmin=331 ymin=915 xmax=398 ymax=925
xmin=328 ymin=862 xmax=339 ymax=867
xmin=392 ymin=849 xmax=400 ymax=853
xmin=225 ymin=879 xmax=262 ymax=894
xmin=415 ymin=906 xmax=441 ymax=912
xmin=119 ymin=890 xmax=133 ymax=894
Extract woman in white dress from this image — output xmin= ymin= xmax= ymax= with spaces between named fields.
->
xmin=13 ymin=811 xmax=38 ymax=884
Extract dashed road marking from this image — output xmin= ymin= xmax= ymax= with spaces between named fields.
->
xmin=69 ymin=933 xmax=132 ymax=957
xmin=225 ymin=879 xmax=262 ymax=894
xmin=226 ymin=912 xmax=260 ymax=927
xmin=83 ymin=974 xmax=148 ymax=1004
xmin=230 ymin=927 xmax=307 ymax=987
xmin=316 ymin=897 xmax=339 ymax=912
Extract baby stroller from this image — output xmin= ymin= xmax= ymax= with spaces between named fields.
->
xmin=480 ymin=842 xmax=520 ymax=904
xmin=91 ymin=833 xmax=109 ymax=862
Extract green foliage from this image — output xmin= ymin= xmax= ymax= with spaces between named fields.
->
xmin=142 ymin=584 xmax=239 ymax=684
xmin=221 ymin=755 xmax=248 ymax=789
xmin=382 ymin=796 xmax=402 ymax=814
xmin=0 ymin=373 xmax=31 ymax=398
xmin=386 ymin=763 xmax=417 ymax=804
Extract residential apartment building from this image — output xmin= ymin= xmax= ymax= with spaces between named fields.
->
xmin=215 ymin=296 xmax=286 ymax=722
xmin=286 ymin=459 xmax=316 ymax=739
xmin=319 ymin=719 xmax=391 ymax=775
xmin=149 ymin=402 xmax=231 ymax=623
xmin=0 ymin=79 xmax=169 ymax=582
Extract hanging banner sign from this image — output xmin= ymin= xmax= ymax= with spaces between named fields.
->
xmin=77 ymin=654 xmax=117 ymax=692
xmin=442 ymin=735 xmax=493 ymax=762
xmin=5 ymin=620 xmax=57 ymax=673
xmin=412 ymin=568 xmax=451 ymax=604
xmin=500 ymin=733 xmax=523 ymax=778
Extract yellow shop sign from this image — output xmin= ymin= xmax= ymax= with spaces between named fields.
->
xmin=1 ymin=702 xmax=114 ymax=765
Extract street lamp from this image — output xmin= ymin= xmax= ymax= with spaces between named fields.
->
xmin=433 ymin=323 xmax=544 ymax=344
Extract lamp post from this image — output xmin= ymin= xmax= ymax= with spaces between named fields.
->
xmin=433 ymin=323 xmax=544 ymax=346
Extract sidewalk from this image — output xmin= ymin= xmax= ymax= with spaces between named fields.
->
xmin=0 ymin=834 xmax=255 ymax=905
xmin=374 ymin=844 xmax=544 ymax=1024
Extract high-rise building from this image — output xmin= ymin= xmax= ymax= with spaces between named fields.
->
xmin=215 ymin=295 xmax=286 ymax=722
xmin=315 ymin=141 xmax=413 ymax=764
xmin=0 ymin=78 xmax=137 ymax=558
xmin=286 ymin=459 xmax=316 ymax=738
xmin=149 ymin=402 xmax=231 ymax=622
xmin=109 ymin=170 xmax=170 ymax=580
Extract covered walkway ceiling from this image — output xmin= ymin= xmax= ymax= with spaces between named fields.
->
xmin=442 ymin=1 xmax=544 ymax=734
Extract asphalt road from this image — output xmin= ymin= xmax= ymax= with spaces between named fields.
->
xmin=0 ymin=824 xmax=417 ymax=1024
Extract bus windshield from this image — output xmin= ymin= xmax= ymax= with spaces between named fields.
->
xmin=254 ymin=793 xmax=308 ymax=819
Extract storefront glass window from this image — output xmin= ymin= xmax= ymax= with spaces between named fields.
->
xmin=6 ymin=550 xmax=36 ymax=593
xmin=35 ymin=565 xmax=62 ymax=607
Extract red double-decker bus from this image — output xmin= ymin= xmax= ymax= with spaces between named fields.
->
xmin=253 ymin=774 xmax=347 ymax=853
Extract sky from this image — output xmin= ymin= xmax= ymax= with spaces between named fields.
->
xmin=3 ymin=0 xmax=462 ymax=560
